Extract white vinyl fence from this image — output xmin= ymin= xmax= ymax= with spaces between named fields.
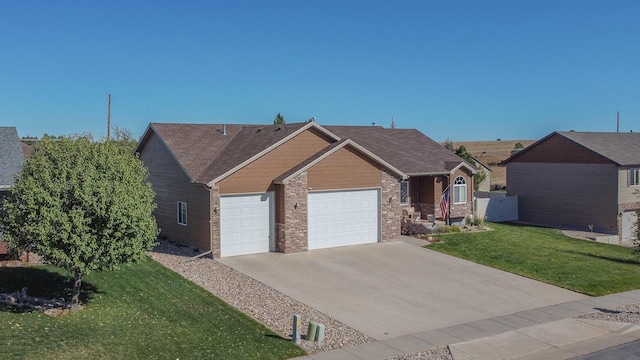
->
xmin=475 ymin=193 xmax=518 ymax=222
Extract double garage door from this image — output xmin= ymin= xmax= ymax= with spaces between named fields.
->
xmin=220 ymin=189 xmax=380 ymax=257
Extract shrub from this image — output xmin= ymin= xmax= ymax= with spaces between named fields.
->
xmin=401 ymin=221 xmax=431 ymax=236
xmin=442 ymin=225 xmax=462 ymax=233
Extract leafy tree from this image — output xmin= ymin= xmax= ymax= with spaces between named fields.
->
xmin=273 ymin=112 xmax=285 ymax=125
xmin=0 ymin=137 xmax=159 ymax=311
xmin=514 ymin=142 xmax=524 ymax=149
xmin=444 ymin=141 xmax=488 ymax=191
xmin=109 ymin=125 xmax=138 ymax=154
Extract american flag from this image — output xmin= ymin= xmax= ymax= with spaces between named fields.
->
xmin=440 ymin=186 xmax=450 ymax=221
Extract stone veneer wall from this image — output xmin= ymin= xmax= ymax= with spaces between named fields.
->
xmin=381 ymin=169 xmax=402 ymax=242
xmin=278 ymin=172 xmax=308 ymax=253
xmin=618 ymin=202 xmax=640 ymax=244
xmin=209 ymin=185 xmax=221 ymax=258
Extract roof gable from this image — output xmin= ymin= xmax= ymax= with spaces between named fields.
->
xmin=502 ymin=131 xmax=640 ymax=166
xmin=135 ymin=122 xmax=340 ymax=184
xmin=0 ymin=127 xmax=25 ymax=188
xmin=274 ymin=139 xmax=407 ymax=184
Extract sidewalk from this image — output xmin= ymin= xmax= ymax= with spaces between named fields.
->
xmin=291 ymin=290 xmax=640 ymax=360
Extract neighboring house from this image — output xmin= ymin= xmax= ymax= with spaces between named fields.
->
xmin=470 ymin=156 xmax=492 ymax=193
xmin=135 ymin=122 xmax=476 ymax=258
xmin=0 ymin=127 xmax=26 ymax=255
xmin=501 ymin=131 xmax=640 ymax=242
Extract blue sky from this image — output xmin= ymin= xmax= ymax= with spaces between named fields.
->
xmin=1 ymin=0 xmax=638 ymax=142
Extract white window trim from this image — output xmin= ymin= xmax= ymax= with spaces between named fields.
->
xmin=400 ymin=181 xmax=409 ymax=205
xmin=177 ymin=201 xmax=187 ymax=226
xmin=630 ymin=169 xmax=640 ymax=187
xmin=453 ymin=176 xmax=467 ymax=204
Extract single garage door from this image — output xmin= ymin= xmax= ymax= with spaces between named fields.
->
xmin=220 ymin=193 xmax=274 ymax=257
xmin=622 ymin=210 xmax=638 ymax=242
xmin=308 ymin=189 xmax=379 ymax=250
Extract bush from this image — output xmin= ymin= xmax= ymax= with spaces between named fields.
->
xmin=442 ymin=225 xmax=462 ymax=233
xmin=401 ymin=221 xmax=431 ymax=236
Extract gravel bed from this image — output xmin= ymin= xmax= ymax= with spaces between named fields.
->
xmin=148 ymin=240 xmax=374 ymax=354
xmin=579 ymin=302 xmax=640 ymax=323
xmin=386 ymin=346 xmax=453 ymax=360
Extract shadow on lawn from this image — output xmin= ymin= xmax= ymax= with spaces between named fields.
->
xmin=0 ymin=267 xmax=100 ymax=313
xmin=559 ymin=249 xmax=640 ymax=266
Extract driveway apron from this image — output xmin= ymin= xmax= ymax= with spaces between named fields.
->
xmin=219 ymin=241 xmax=587 ymax=340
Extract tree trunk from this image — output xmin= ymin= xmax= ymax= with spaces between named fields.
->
xmin=70 ymin=271 xmax=82 ymax=312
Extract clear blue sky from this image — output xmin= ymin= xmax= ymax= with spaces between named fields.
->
xmin=1 ymin=0 xmax=638 ymax=142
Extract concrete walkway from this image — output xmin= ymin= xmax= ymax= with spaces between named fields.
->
xmin=291 ymin=290 xmax=640 ymax=359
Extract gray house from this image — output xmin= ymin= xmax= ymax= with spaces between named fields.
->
xmin=502 ymin=131 xmax=640 ymax=242
xmin=0 ymin=127 xmax=26 ymax=255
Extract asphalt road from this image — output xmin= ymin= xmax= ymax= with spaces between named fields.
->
xmin=570 ymin=339 xmax=640 ymax=360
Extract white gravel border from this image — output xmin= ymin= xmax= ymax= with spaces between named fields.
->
xmin=148 ymin=240 xmax=374 ymax=354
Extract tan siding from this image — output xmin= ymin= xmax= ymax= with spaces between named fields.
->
xmin=507 ymin=162 xmax=618 ymax=232
xmin=219 ymin=128 xmax=332 ymax=194
xmin=139 ymin=132 xmax=211 ymax=250
xmin=619 ymin=168 xmax=640 ymax=205
xmin=307 ymin=146 xmax=381 ymax=190
xmin=511 ymin=134 xmax=613 ymax=164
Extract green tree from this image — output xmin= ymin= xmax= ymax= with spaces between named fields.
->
xmin=444 ymin=142 xmax=488 ymax=191
xmin=109 ymin=125 xmax=138 ymax=154
xmin=0 ymin=137 xmax=159 ymax=311
xmin=273 ymin=112 xmax=285 ymax=125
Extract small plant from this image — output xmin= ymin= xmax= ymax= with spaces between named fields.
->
xmin=442 ymin=225 xmax=462 ymax=233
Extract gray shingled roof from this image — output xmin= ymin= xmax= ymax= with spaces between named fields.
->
xmin=557 ymin=131 xmax=640 ymax=166
xmin=138 ymin=122 xmax=471 ymax=184
xmin=325 ymin=126 xmax=472 ymax=175
xmin=0 ymin=127 xmax=25 ymax=188
xmin=141 ymin=122 xmax=311 ymax=183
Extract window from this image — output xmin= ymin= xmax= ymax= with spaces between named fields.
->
xmin=630 ymin=169 xmax=640 ymax=187
xmin=177 ymin=201 xmax=187 ymax=226
xmin=453 ymin=176 xmax=467 ymax=204
xmin=400 ymin=181 xmax=409 ymax=205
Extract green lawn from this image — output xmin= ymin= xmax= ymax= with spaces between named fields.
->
xmin=430 ymin=222 xmax=640 ymax=296
xmin=0 ymin=257 xmax=305 ymax=360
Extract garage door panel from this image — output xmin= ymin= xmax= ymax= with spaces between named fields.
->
xmin=221 ymin=193 xmax=274 ymax=257
xmin=308 ymin=189 xmax=379 ymax=250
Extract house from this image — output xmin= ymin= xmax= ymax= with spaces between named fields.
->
xmin=0 ymin=127 xmax=26 ymax=255
xmin=470 ymin=156 xmax=492 ymax=193
xmin=501 ymin=131 xmax=640 ymax=242
xmin=135 ymin=121 xmax=476 ymax=258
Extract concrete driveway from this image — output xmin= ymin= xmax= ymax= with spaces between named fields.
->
xmin=219 ymin=240 xmax=588 ymax=340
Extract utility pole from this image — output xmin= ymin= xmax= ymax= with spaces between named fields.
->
xmin=616 ymin=111 xmax=620 ymax=133
xmin=107 ymin=94 xmax=111 ymax=140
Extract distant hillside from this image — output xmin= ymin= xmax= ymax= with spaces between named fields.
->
xmin=448 ymin=139 xmax=536 ymax=189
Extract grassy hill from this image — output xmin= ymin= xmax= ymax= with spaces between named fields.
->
xmin=449 ymin=139 xmax=536 ymax=189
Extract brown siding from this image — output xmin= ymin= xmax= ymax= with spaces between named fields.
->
xmin=307 ymin=146 xmax=381 ymax=190
xmin=138 ymin=132 xmax=211 ymax=250
xmin=511 ymin=134 xmax=613 ymax=164
xmin=507 ymin=162 xmax=618 ymax=232
xmin=219 ymin=128 xmax=333 ymax=194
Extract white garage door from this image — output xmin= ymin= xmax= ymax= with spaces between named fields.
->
xmin=622 ymin=210 xmax=638 ymax=242
xmin=308 ymin=189 xmax=379 ymax=250
xmin=220 ymin=193 xmax=274 ymax=257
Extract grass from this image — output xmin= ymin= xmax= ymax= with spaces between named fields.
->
xmin=0 ymin=257 xmax=305 ymax=360
xmin=429 ymin=222 xmax=640 ymax=296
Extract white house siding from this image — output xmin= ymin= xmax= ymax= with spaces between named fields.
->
xmin=618 ymin=168 xmax=640 ymax=205
xmin=507 ymin=163 xmax=618 ymax=233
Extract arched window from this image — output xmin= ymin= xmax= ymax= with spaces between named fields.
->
xmin=453 ymin=176 xmax=466 ymax=204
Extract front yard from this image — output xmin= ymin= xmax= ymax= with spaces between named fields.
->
xmin=430 ymin=222 xmax=640 ymax=296
xmin=0 ymin=257 xmax=305 ymax=360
